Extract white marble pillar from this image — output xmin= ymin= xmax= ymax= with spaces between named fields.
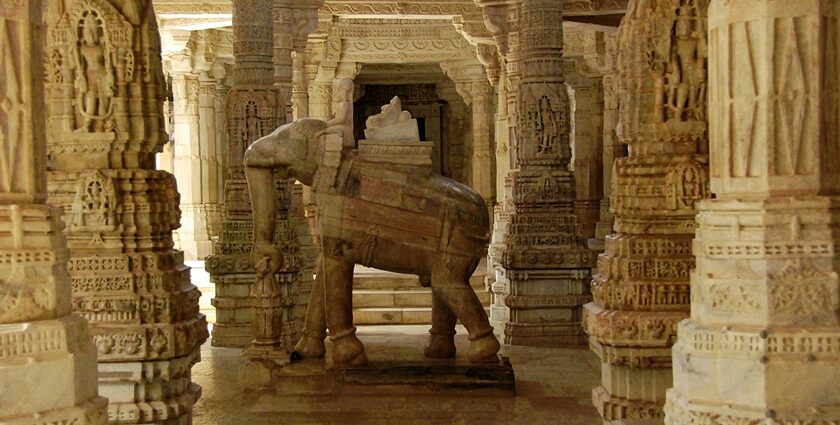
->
xmin=44 ymin=1 xmax=207 ymax=423
xmin=0 ymin=1 xmax=107 ymax=422
xmin=212 ymin=63 xmax=231 ymax=238
xmin=566 ymin=62 xmax=604 ymax=242
xmin=665 ymin=0 xmax=840 ymax=423
xmin=463 ymin=80 xmax=497 ymax=219
xmin=199 ymin=75 xmax=223 ymax=242
xmin=170 ymin=54 xmax=213 ymax=260
xmin=594 ymin=35 xmax=620 ymax=246
xmin=477 ymin=0 xmax=596 ymax=347
xmin=583 ymin=0 xmax=710 ymax=421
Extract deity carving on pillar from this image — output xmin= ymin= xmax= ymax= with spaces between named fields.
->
xmin=648 ymin=0 xmax=707 ymax=124
xmin=70 ymin=170 xmax=117 ymax=232
xmin=536 ymin=97 xmax=560 ymax=154
xmin=74 ymin=11 xmax=115 ymax=132
xmin=519 ymin=84 xmax=568 ymax=162
xmin=666 ymin=158 xmax=710 ymax=210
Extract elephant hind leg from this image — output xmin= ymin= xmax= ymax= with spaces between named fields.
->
xmin=430 ymin=260 xmax=500 ymax=363
xmin=424 ymin=290 xmax=457 ymax=359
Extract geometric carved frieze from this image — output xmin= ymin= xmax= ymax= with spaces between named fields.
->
xmin=90 ymin=317 xmax=209 ymax=361
xmin=583 ymin=305 xmax=685 ymax=349
xmin=510 ymin=170 xmax=576 ymax=211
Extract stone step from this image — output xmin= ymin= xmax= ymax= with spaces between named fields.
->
xmin=353 ymin=289 xmax=492 ymax=308
xmin=354 ymin=307 xmax=493 ymax=326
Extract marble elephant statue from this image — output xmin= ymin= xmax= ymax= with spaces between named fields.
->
xmin=243 ymin=118 xmax=500 ymax=366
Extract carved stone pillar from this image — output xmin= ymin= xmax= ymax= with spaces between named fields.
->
xmin=594 ymin=34 xmax=621 ymax=245
xmin=665 ymin=1 xmax=840 ymax=423
xmin=291 ymin=48 xmax=309 ymax=120
xmin=462 ymin=80 xmax=497 ymax=219
xmin=0 ymin=1 xmax=108 ymax=423
xmin=442 ymin=60 xmax=497 ymax=217
xmin=487 ymin=69 xmax=513 ymax=330
xmin=582 ymin=0 xmax=710 ymax=421
xmin=210 ymin=68 xmax=230 ymax=215
xmin=208 ymin=0 xmax=320 ymax=351
xmin=159 ymin=62 xmax=175 ymax=174
xmin=210 ymin=62 xmax=230 ymax=240
xmin=478 ymin=0 xmax=596 ymax=346
xmin=207 ymin=0 xmax=282 ymax=348
xmin=309 ymin=82 xmax=333 ymax=121
xmin=170 ymin=52 xmax=215 ymax=260
xmin=44 ymin=1 xmax=208 ymax=423
xmin=566 ymin=61 xmax=604 ymax=243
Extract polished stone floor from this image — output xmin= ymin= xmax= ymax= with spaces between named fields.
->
xmin=191 ymin=325 xmax=602 ymax=425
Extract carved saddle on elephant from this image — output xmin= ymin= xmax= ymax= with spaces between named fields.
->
xmin=311 ymin=133 xmax=490 ymax=274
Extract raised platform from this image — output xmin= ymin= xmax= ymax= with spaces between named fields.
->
xmin=242 ymin=357 xmax=515 ymax=397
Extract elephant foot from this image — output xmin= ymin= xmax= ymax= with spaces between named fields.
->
xmin=330 ymin=327 xmax=368 ymax=367
xmin=467 ymin=328 xmax=500 ymax=364
xmin=292 ymin=331 xmax=327 ymax=360
xmin=424 ymin=332 xmax=456 ymax=359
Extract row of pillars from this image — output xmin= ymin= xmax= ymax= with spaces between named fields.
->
xmin=2 ymin=0 xmax=838 ymax=424
xmin=476 ymin=0 xmax=840 ymax=423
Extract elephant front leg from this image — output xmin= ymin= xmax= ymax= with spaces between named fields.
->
xmin=292 ymin=256 xmax=327 ymax=360
xmin=424 ymin=291 xmax=457 ymax=359
xmin=322 ymin=253 xmax=368 ymax=366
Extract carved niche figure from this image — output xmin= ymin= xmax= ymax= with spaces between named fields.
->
xmin=70 ymin=171 xmax=117 ymax=232
xmin=648 ymin=0 xmax=707 ymax=123
xmin=74 ymin=11 xmax=115 ymax=132
xmin=536 ymin=96 xmax=560 ymax=154
xmin=229 ymin=95 xmax=274 ymax=163
xmin=244 ymin=110 xmax=501 ymax=366
xmin=519 ymin=84 xmax=566 ymax=159
xmin=666 ymin=159 xmax=710 ymax=210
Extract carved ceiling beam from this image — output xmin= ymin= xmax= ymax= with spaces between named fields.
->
xmin=153 ymin=0 xmax=628 ymax=18
xmin=159 ymin=17 xmax=233 ymax=31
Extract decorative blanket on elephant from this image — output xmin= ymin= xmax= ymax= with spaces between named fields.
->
xmin=315 ymin=156 xmax=490 ymax=264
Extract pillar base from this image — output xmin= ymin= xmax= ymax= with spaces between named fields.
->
xmin=503 ymin=267 xmax=592 ymax=347
xmin=504 ymin=322 xmax=588 ymax=347
xmin=666 ymin=320 xmax=840 ymax=425
xmin=2 ymin=398 xmax=109 ymax=425
xmin=0 ymin=315 xmax=108 ymax=424
xmin=99 ymin=348 xmax=203 ymax=425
